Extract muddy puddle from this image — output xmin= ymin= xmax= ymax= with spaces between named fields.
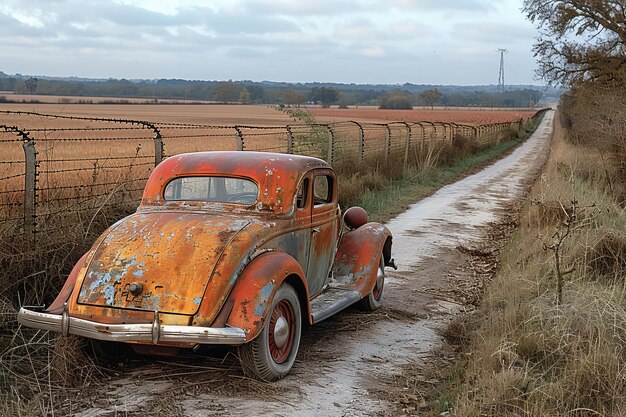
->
xmin=78 ymin=111 xmax=554 ymax=417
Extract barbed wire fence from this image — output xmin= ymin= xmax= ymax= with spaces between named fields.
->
xmin=0 ymin=109 xmax=549 ymax=245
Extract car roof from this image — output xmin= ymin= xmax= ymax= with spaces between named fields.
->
xmin=141 ymin=151 xmax=332 ymax=214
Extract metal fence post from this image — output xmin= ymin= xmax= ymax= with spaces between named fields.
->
xmin=21 ymin=131 xmax=37 ymax=245
xmin=416 ymin=123 xmax=425 ymax=155
xmin=286 ymin=126 xmax=293 ymax=154
xmin=235 ymin=126 xmax=244 ymax=151
xmin=384 ymin=124 xmax=391 ymax=163
xmin=402 ymin=122 xmax=411 ymax=169
xmin=326 ymin=125 xmax=334 ymax=164
xmin=150 ymin=124 xmax=164 ymax=166
xmin=355 ymin=121 xmax=364 ymax=162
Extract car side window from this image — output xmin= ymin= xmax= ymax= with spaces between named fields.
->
xmin=313 ymin=175 xmax=332 ymax=206
xmin=296 ymin=178 xmax=309 ymax=209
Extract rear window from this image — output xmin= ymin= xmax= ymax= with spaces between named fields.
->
xmin=164 ymin=176 xmax=258 ymax=205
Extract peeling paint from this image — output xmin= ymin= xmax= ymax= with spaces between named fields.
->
xmin=62 ymin=152 xmax=391 ymax=347
xmin=254 ymin=281 xmax=275 ymax=316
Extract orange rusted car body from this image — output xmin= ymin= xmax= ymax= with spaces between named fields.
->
xmin=18 ymin=151 xmax=393 ymax=360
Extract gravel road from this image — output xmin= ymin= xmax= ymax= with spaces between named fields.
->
xmin=78 ymin=110 xmax=554 ymax=417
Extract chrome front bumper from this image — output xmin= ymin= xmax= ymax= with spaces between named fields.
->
xmin=17 ymin=307 xmax=247 ymax=345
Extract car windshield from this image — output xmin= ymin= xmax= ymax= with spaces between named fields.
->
xmin=164 ymin=176 xmax=258 ymax=205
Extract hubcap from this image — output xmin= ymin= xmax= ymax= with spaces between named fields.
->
xmin=268 ymin=300 xmax=295 ymax=364
xmin=273 ymin=316 xmax=289 ymax=348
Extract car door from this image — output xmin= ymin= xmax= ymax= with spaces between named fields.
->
xmin=306 ymin=169 xmax=340 ymax=297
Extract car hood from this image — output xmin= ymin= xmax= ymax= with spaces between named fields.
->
xmin=77 ymin=211 xmax=250 ymax=315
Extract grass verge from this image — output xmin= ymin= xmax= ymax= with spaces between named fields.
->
xmin=0 ymin=110 xmax=544 ymax=415
xmin=338 ymin=111 xmax=544 ymax=223
xmin=438 ymin=113 xmax=626 ymax=416
xmin=358 ymin=138 xmax=523 ymax=223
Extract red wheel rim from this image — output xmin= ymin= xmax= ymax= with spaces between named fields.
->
xmin=373 ymin=279 xmax=383 ymax=300
xmin=373 ymin=263 xmax=384 ymax=301
xmin=268 ymin=300 xmax=295 ymax=364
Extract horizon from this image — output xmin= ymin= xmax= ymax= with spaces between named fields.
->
xmin=1 ymin=70 xmax=549 ymax=89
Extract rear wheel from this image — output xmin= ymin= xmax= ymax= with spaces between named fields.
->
xmin=238 ymin=283 xmax=301 ymax=381
xmin=359 ymin=255 xmax=385 ymax=311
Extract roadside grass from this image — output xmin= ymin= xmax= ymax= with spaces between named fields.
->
xmin=344 ymin=128 xmax=532 ymax=223
xmin=0 ymin=109 xmax=544 ymax=415
xmin=337 ymin=110 xmax=544 ymax=222
xmin=445 ymin=114 xmax=626 ymax=416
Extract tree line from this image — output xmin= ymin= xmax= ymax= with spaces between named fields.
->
xmin=0 ymin=76 xmax=543 ymax=108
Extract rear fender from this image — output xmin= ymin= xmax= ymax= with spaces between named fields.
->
xmin=46 ymin=253 xmax=89 ymax=314
xmin=332 ymin=223 xmax=392 ymax=297
xmin=224 ymin=251 xmax=310 ymax=341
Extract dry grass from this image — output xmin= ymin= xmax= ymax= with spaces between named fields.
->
xmin=308 ymin=106 xmax=536 ymax=124
xmin=452 ymin=113 xmax=626 ymax=416
xmin=0 ymin=103 xmax=294 ymax=125
xmin=0 ymin=106 xmax=543 ymax=415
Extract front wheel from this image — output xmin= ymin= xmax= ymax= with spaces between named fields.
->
xmin=238 ymin=283 xmax=301 ymax=381
xmin=358 ymin=255 xmax=385 ymax=311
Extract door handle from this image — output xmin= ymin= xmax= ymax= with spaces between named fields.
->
xmin=312 ymin=228 xmax=320 ymax=234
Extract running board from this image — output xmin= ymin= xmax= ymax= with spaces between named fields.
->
xmin=310 ymin=288 xmax=362 ymax=324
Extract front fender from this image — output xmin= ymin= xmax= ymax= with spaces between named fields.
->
xmin=332 ymin=223 xmax=392 ymax=297
xmin=224 ymin=251 xmax=310 ymax=342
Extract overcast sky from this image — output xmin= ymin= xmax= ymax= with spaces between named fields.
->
xmin=0 ymin=0 xmax=540 ymax=85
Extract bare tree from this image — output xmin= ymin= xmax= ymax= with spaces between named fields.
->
xmin=24 ymin=77 xmax=38 ymax=94
xmin=418 ymin=89 xmax=441 ymax=109
xmin=523 ymin=0 xmax=626 ymax=84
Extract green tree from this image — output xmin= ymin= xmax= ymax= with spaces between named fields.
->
xmin=283 ymin=89 xmax=307 ymax=105
xmin=239 ymin=87 xmax=250 ymax=103
xmin=309 ymin=87 xmax=340 ymax=107
xmin=379 ymin=89 xmax=414 ymax=109
xmin=211 ymin=82 xmax=245 ymax=102
xmin=246 ymin=85 xmax=266 ymax=103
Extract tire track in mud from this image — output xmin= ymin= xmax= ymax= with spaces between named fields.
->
xmin=78 ymin=110 xmax=554 ymax=417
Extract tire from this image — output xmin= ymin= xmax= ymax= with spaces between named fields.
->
xmin=238 ymin=283 xmax=302 ymax=381
xmin=359 ymin=255 xmax=385 ymax=311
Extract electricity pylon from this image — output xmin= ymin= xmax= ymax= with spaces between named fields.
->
xmin=497 ymin=49 xmax=508 ymax=93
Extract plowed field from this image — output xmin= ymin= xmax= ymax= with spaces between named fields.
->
xmin=308 ymin=106 xmax=536 ymax=124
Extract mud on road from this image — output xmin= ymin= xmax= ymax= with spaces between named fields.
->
xmin=75 ymin=111 xmax=555 ymax=417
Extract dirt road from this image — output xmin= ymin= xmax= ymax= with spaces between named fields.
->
xmin=78 ymin=110 xmax=554 ymax=417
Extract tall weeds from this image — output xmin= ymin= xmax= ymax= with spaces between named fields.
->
xmin=0 ymin=109 xmax=541 ymax=414
xmin=453 ymin=112 xmax=626 ymax=416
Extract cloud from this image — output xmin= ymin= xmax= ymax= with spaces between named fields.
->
xmin=359 ymin=46 xmax=386 ymax=58
xmin=0 ymin=0 xmax=538 ymax=84
xmin=246 ymin=0 xmax=366 ymax=16
xmin=452 ymin=21 xmax=536 ymax=44
xmin=385 ymin=0 xmax=492 ymax=12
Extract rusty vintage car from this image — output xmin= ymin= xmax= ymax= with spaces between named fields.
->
xmin=18 ymin=151 xmax=395 ymax=380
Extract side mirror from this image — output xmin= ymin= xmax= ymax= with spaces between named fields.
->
xmin=343 ymin=206 xmax=368 ymax=230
